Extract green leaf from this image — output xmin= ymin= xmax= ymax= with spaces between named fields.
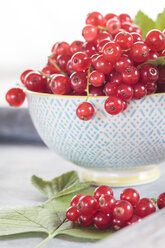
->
xmin=134 ymin=10 xmax=155 ymax=38
xmin=31 ymin=171 xmax=80 ymax=197
xmin=0 ymin=190 xmax=114 ymax=248
xmin=155 ymin=9 xmax=165 ymax=30
xmin=137 ymin=56 xmax=165 ymax=69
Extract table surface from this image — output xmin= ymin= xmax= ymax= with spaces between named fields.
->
xmin=0 ymin=143 xmax=165 ymax=248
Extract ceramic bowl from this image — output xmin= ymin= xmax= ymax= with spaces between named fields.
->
xmin=26 ymin=91 xmax=165 ymax=186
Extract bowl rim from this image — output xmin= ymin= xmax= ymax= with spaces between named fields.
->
xmin=25 ymin=89 xmax=165 ymax=99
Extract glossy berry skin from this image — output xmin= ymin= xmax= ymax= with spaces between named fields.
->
xmin=70 ymin=71 xmax=87 ymax=93
xmin=121 ymin=99 xmax=128 ymax=111
xmin=6 ymin=88 xmax=26 ymax=107
xmin=20 ymin=69 xmax=33 ymax=84
xmin=130 ymin=42 xmax=149 ymax=63
xmin=78 ymin=195 xmax=98 ymax=216
xmin=89 ymin=86 xmax=104 ymax=96
xmin=94 ymin=31 xmax=112 ymax=46
xmin=82 ymin=25 xmax=98 ymax=42
xmin=114 ymin=55 xmax=133 ymax=73
xmin=106 ymin=17 xmax=121 ymax=34
xmin=121 ymin=22 xmax=134 ymax=33
xmin=105 ymin=13 xmax=117 ymax=22
xmin=69 ymin=40 xmax=84 ymax=55
xmin=70 ymin=194 xmax=84 ymax=207
xmin=48 ymin=54 xmax=59 ymax=72
xmin=146 ymin=82 xmax=157 ymax=95
xmin=86 ymin=12 xmax=104 ymax=27
xmin=42 ymin=66 xmax=57 ymax=75
xmin=105 ymin=96 xmax=124 ymax=115
xmin=51 ymin=75 xmax=71 ymax=95
xmin=25 ymin=72 xmax=47 ymax=92
xmin=79 ymin=214 xmax=93 ymax=226
xmin=114 ymin=31 xmax=133 ymax=50
xmin=103 ymin=41 xmax=121 ymax=62
xmin=57 ymin=55 xmax=71 ymax=72
xmin=118 ymin=13 xmax=132 ymax=24
xmin=148 ymin=51 xmax=159 ymax=60
xmin=157 ymin=192 xmax=165 ymax=209
xmin=139 ymin=64 xmax=159 ymax=84
xmin=131 ymin=32 xmax=143 ymax=43
xmin=93 ymin=211 xmax=112 ymax=229
xmin=117 ymin=84 xmax=133 ymax=101
xmin=132 ymin=83 xmax=147 ymax=100
xmin=104 ymin=82 xmax=118 ymax=97
xmin=76 ymin=102 xmax=95 ymax=121
xmin=113 ymin=200 xmax=133 ymax=222
xmin=126 ymin=214 xmax=141 ymax=226
xmin=122 ymin=66 xmax=140 ymax=85
xmin=66 ymin=60 xmax=74 ymax=75
xmin=52 ymin=41 xmax=70 ymax=55
xmin=95 ymin=55 xmax=113 ymax=74
xmin=71 ymin=52 xmax=90 ymax=72
xmin=89 ymin=71 xmax=105 ymax=87
xmin=145 ymin=30 xmax=164 ymax=51
xmin=66 ymin=206 xmax=80 ymax=222
xmin=112 ymin=217 xmax=126 ymax=230
xmin=94 ymin=185 xmax=114 ymax=200
xmin=96 ymin=39 xmax=110 ymax=53
xmin=82 ymin=42 xmax=96 ymax=57
xmin=99 ymin=195 xmax=116 ymax=214
xmin=120 ymin=188 xmax=140 ymax=207
xmin=132 ymin=25 xmax=142 ymax=35
xmin=109 ymin=71 xmax=123 ymax=85
xmin=136 ymin=198 xmax=156 ymax=218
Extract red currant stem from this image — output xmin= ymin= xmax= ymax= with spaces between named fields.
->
xmin=85 ymin=64 xmax=92 ymax=102
xmin=38 ymin=71 xmax=52 ymax=79
xmin=97 ymin=26 xmax=108 ymax=31
xmin=48 ymin=56 xmax=67 ymax=76
xmin=151 ymin=198 xmax=157 ymax=205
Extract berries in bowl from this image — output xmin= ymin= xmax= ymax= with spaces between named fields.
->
xmin=6 ymin=11 xmax=165 ymax=186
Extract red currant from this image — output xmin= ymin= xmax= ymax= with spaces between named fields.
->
xmin=51 ymin=74 xmax=71 ymax=95
xmin=57 ymin=55 xmax=71 ymax=72
xmin=42 ymin=66 xmax=57 ymax=75
xmin=106 ymin=17 xmax=121 ymax=34
xmin=117 ymin=84 xmax=133 ymax=101
xmin=126 ymin=214 xmax=141 ymax=226
xmin=114 ymin=55 xmax=133 ymax=73
xmin=105 ymin=13 xmax=117 ymax=22
xmin=109 ymin=71 xmax=123 ymax=84
xmin=99 ymin=195 xmax=116 ymax=213
xmin=103 ymin=41 xmax=121 ymax=62
xmin=20 ymin=69 xmax=33 ymax=84
xmin=148 ymin=51 xmax=159 ymax=60
xmin=82 ymin=42 xmax=97 ymax=57
xmin=70 ymin=71 xmax=87 ymax=94
xmin=6 ymin=88 xmax=26 ymax=107
xmin=136 ymin=198 xmax=156 ymax=218
xmin=93 ymin=211 xmax=112 ymax=229
xmin=94 ymin=31 xmax=112 ymax=46
xmin=52 ymin=41 xmax=70 ymax=55
xmin=146 ymin=82 xmax=157 ymax=95
xmin=132 ymin=83 xmax=147 ymax=100
xmin=86 ymin=12 xmax=104 ymax=27
xmin=25 ymin=72 xmax=47 ymax=92
xmin=89 ymin=70 xmax=105 ymax=87
xmin=94 ymin=185 xmax=114 ymax=201
xmin=112 ymin=217 xmax=126 ymax=230
xmin=79 ymin=214 xmax=93 ymax=226
xmin=105 ymin=96 xmax=124 ymax=115
xmin=130 ymin=42 xmax=149 ymax=63
xmin=118 ymin=14 xmax=132 ymax=24
xmin=120 ymin=188 xmax=140 ymax=207
xmin=82 ymin=25 xmax=98 ymax=42
xmin=70 ymin=40 xmax=84 ymax=55
xmin=78 ymin=195 xmax=98 ymax=216
xmin=132 ymin=24 xmax=142 ymax=35
xmin=89 ymin=86 xmax=104 ymax=96
xmin=114 ymin=31 xmax=133 ymax=50
xmin=66 ymin=206 xmax=80 ymax=222
xmin=113 ymin=200 xmax=133 ymax=222
xmin=104 ymin=82 xmax=118 ymax=97
xmin=96 ymin=39 xmax=109 ymax=53
xmin=121 ymin=22 xmax=134 ymax=33
xmin=121 ymin=66 xmax=140 ymax=85
xmin=139 ymin=64 xmax=159 ymax=84
xmin=157 ymin=192 xmax=165 ymax=209
xmin=95 ymin=55 xmax=113 ymax=74
xmin=76 ymin=102 xmax=95 ymax=121
xmin=70 ymin=194 xmax=84 ymax=207
xmin=71 ymin=52 xmax=90 ymax=72
xmin=131 ymin=32 xmax=143 ymax=43
xmin=145 ymin=30 xmax=164 ymax=51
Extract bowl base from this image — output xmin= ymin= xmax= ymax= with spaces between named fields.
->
xmin=82 ymin=165 xmax=160 ymax=187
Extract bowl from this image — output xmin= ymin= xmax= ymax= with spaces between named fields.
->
xmin=26 ymin=90 xmax=165 ymax=186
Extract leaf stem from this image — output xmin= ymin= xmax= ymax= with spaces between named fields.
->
xmin=38 ymin=71 xmax=52 ymax=79
xmin=97 ymin=25 xmax=108 ymax=31
xmin=34 ymin=234 xmax=55 ymax=248
xmin=48 ymin=56 xmax=67 ymax=76
xmin=85 ymin=64 xmax=92 ymax=102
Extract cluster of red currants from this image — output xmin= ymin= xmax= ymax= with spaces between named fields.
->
xmin=66 ymin=185 xmax=165 ymax=230
xmin=5 ymin=12 xmax=165 ymax=120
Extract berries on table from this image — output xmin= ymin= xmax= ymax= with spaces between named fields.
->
xmin=76 ymin=102 xmax=95 ymax=121
xmin=94 ymin=185 xmax=114 ymax=200
xmin=120 ymin=188 xmax=140 ymax=207
xmin=78 ymin=195 xmax=98 ymax=216
xmin=93 ymin=211 xmax=112 ymax=229
xmin=6 ymin=88 xmax=26 ymax=107
xmin=99 ymin=195 xmax=116 ymax=213
xmin=66 ymin=206 xmax=80 ymax=222
xmin=113 ymin=200 xmax=133 ymax=222
xmin=145 ymin=29 xmax=164 ymax=52
xmin=136 ymin=198 xmax=156 ymax=218
xmin=157 ymin=192 xmax=165 ymax=209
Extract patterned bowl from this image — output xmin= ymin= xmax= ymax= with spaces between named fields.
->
xmin=27 ymin=91 xmax=165 ymax=186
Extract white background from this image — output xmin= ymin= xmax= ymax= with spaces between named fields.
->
xmin=0 ymin=0 xmax=164 ymax=105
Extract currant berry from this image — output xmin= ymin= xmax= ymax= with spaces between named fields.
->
xmin=126 ymin=214 xmax=141 ymax=226
xmin=99 ymin=195 xmax=116 ymax=213
xmin=109 ymin=71 xmax=123 ymax=84
xmin=121 ymin=22 xmax=134 ymax=33
xmin=71 ymin=52 xmax=90 ymax=72
xmin=121 ymin=99 xmax=128 ymax=111
xmin=6 ymin=88 xmax=26 ymax=107
xmin=94 ymin=185 xmax=113 ymax=201
xmin=114 ymin=31 xmax=133 ymax=50
xmin=79 ymin=214 xmax=93 ymax=226
xmin=82 ymin=42 xmax=97 ymax=57
xmin=105 ymin=13 xmax=117 ymax=22
xmin=57 ymin=54 xmax=71 ymax=72
xmin=51 ymin=74 xmax=71 ymax=95
xmin=157 ymin=192 xmax=165 ymax=209
xmin=48 ymin=54 xmax=59 ymax=73
xmin=42 ymin=66 xmax=57 ymax=75
xmin=145 ymin=29 xmax=164 ymax=51
xmin=132 ymin=25 xmax=142 ymax=35
xmin=52 ymin=41 xmax=70 ymax=55
xmin=104 ymin=82 xmax=118 ymax=97
xmin=118 ymin=13 xmax=132 ymax=24
xmin=90 ymin=54 xmax=99 ymax=68
xmin=112 ymin=217 xmax=126 ymax=230
xmin=82 ymin=25 xmax=98 ymax=42
xmin=70 ymin=194 xmax=84 ymax=207
xmin=130 ymin=42 xmax=149 ymax=63
xmin=96 ymin=39 xmax=110 ymax=53
xmin=113 ymin=200 xmax=133 ymax=222
xmin=89 ymin=70 xmax=105 ymax=87
xmin=70 ymin=40 xmax=84 ymax=55
xmin=103 ymin=41 xmax=121 ymax=62
xmin=117 ymin=84 xmax=133 ymax=101
xmin=132 ymin=83 xmax=147 ymax=100
xmin=70 ymin=71 xmax=87 ymax=93
xmin=136 ymin=198 xmax=156 ymax=218
xmin=139 ymin=64 xmax=159 ymax=84
xmin=148 ymin=51 xmax=159 ymax=60
xmin=114 ymin=55 xmax=133 ymax=73
xmin=94 ymin=31 xmax=112 ymax=46
xmin=25 ymin=72 xmax=47 ymax=92
xmin=89 ymin=86 xmax=104 ymax=96
xmin=86 ymin=12 xmax=104 ymax=27
xmin=76 ymin=102 xmax=95 ymax=121
xmin=121 ymin=66 xmax=140 ymax=85
xmin=66 ymin=206 xmax=80 ymax=222
xmin=78 ymin=195 xmax=98 ymax=216
xmin=93 ymin=211 xmax=112 ymax=229
xmin=120 ymin=188 xmax=140 ymax=207
xmin=20 ymin=69 xmax=33 ymax=84
xmin=146 ymin=82 xmax=157 ymax=95
xmin=95 ymin=55 xmax=113 ymax=74
xmin=66 ymin=60 xmax=74 ymax=75
xmin=106 ymin=17 xmax=121 ymax=34
xmin=131 ymin=32 xmax=143 ymax=43
xmin=105 ymin=96 xmax=124 ymax=115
